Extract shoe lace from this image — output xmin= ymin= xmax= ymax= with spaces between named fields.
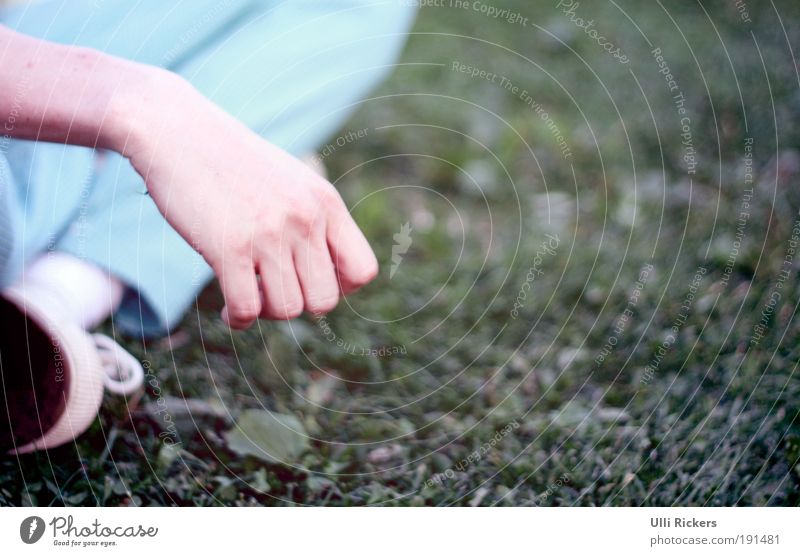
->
xmin=92 ymin=333 xmax=145 ymax=395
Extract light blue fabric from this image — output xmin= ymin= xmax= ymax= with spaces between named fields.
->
xmin=0 ymin=0 xmax=416 ymax=337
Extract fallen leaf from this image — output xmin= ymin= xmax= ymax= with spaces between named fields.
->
xmin=224 ymin=409 xmax=309 ymax=465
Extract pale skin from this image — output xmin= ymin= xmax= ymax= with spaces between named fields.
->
xmin=0 ymin=25 xmax=379 ymax=329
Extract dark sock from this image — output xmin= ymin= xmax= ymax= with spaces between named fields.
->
xmin=0 ymin=297 xmax=67 ymax=452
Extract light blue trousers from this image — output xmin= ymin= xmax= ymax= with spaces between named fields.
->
xmin=0 ymin=0 xmax=415 ymax=337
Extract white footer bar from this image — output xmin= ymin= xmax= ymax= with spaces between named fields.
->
xmin=1 ymin=507 xmax=798 ymax=554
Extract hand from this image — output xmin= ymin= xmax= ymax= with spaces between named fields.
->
xmin=115 ymin=70 xmax=378 ymax=329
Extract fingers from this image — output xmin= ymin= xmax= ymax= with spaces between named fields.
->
xmin=258 ymin=251 xmax=304 ymax=320
xmin=215 ymin=181 xmax=378 ymax=328
xmin=217 ymin=257 xmax=262 ymax=329
xmin=294 ymin=228 xmax=341 ymax=314
xmin=324 ymin=191 xmax=379 ymax=293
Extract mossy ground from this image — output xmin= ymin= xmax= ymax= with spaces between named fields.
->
xmin=2 ymin=0 xmax=799 ymax=506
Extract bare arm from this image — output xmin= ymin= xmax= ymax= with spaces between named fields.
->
xmin=0 ymin=24 xmax=154 ymax=151
xmin=0 ymin=24 xmax=378 ymax=328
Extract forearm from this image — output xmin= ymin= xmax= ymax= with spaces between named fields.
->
xmin=0 ymin=26 xmax=380 ymax=330
xmin=0 ymin=24 xmax=159 ymax=153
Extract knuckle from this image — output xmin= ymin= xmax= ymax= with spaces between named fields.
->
xmin=227 ymin=319 xmax=250 ymax=330
xmin=265 ymin=303 xmax=303 ymax=321
xmin=225 ymin=235 xmax=256 ymax=263
xmin=283 ymin=303 xmax=304 ymax=319
xmin=306 ymin=293 xmax=339 ymax=315
xmin=257 ymin=222 xmax=283 ymax=243
xmin=350 ymin=261 xmax=379 ymax=286
xmin=228 ymin=304 xmax=259 ymax=323
xmin=286 ymin=209 xmax=317 ymax=235
xmin=262 ymin=290 xmax=304 ymax=319
xmin=316 ymin=184 xmax=344 ymax=209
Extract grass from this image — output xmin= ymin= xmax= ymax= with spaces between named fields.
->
xmin=2 ymin=0 xmax=800 ymax=506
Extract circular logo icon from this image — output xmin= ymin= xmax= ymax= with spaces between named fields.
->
xmin=20 ymin=516 xmax=45 ymax=544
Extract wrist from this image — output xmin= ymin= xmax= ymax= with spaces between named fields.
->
xmin=104 ymin=62 xmax=187 ymax=158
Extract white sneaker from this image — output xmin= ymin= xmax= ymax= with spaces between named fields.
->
xmin=0 ymin=288 xmax=144 ymax=454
